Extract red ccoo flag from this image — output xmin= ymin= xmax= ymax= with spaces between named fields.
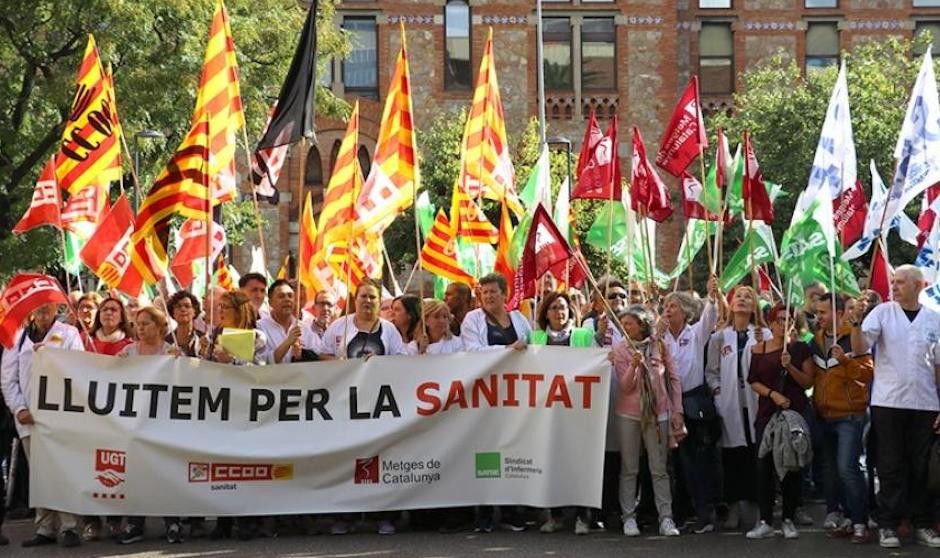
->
xmin=14 ymin=157 xmax=61 ymax=234
xmin=576 ymin=110 xmax=604 ymax=180
xmin=0 ymin=273 xmax=69 ymax=349
xmin=571 ymin=115 xmax=621 ymax=201
xmin=656 ymin=75 xmax=707 ymax=177
xmin=742 ymin=131 xmax=774 ymax=223
xmin=631 ymin=127 xmax=673 ymax=223
xmin=80 ymin=194 xmax=144 ymax=297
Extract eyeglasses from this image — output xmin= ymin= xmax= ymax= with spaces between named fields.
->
xmin=607 ymin=293 xmax=628 ymax=300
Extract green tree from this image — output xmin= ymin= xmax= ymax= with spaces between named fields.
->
xmin=708 ymin=35 xmax=930 ymax=278
xmin=0 ymin=0 xmax=348 ymax=281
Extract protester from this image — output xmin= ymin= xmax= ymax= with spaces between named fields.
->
xmin=659 ymin=277 xmax=721 ymax=534
xmin=611 ymin=304 xmax=683 ymax=538
xmin=391 ymin=294 xmax=422 ymax=345
xmin=1 ymin=303 xmax=84 ymax=548
xmin=705 ymin=285 xmax=767 ymax=530
xmin=746 ymin=303 xmax=814 ymax=540
xmin=257 ymin=279 xmax=322 ymax=364
xmin=125 ymin=297 xmax=142 ymax=339
xmin=568 ymin=289 xmax=588 ymax=326
xmin=583 ymin=280 xmax=627 ymax=348
xmin=239 ymin=272 xmax=269 ymax=319
xmin=811 ymin=293 xmax=873 ymax=543
xmin=165 ymin=291 xmax=204 ymax=357
xmin=850 ymin=265 xmax=940 ymax=548
xmin=305 ymin=290 xmax=336 ymax=338
xmin=802 ymin=281 xmax=827 ymax=331
xmin=75 ymin=292 xmax=101 ymax=335
xmin=196 ymin=285 xmax=226 ymax=333
xmin=86 ymin=297 xmax=134 ymax=355
xmin=444 ymin=283 xmax=473 ymax=336
xmin=411 ymin=300 xmax=463 ymax=355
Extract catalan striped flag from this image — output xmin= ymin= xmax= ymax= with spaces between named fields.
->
xmin=450 ymin=183 xmax=498 ymax=244
xmin=193 ymin=0 xmax=244 ymax=203
xmin=299 ymin=191 xmax=336 ymax=294
xmin=421 ymin=210 xmax=473 ymax=285
xmin=131 ymin=114 xmax=212 ymax=284
xmin=494 ymin=201 xmax=515 ymax=296
xmin=355 ymin=24 xmax=418 ymax=235
xmin=457 ymin=28 xmax=522 ymax=215
xmin=214 ymin=253 xmax=236 ymax=291
xmin=56 ymin=35 xmax=122 ymax=196
xmin=317 ymin=103 xmax=363 ymax=268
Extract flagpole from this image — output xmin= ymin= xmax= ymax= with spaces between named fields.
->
xmin=698 ymin=148 xmax=716 ymax=275
xmin=574 ymin=252 xmax=640 ymax=352
xmin=638 ymin=207 xmax=656 ymax=296
xmin=57 ymin=226 xmax=73 ymax=295
xmin=381 ymin=239 xmax=403 ymax=296
xmin=294 ymin=137 xmax=309 ymax=316
xmin=240 ymin=127 xmax=270 ymax=275
xmin=604 ymin=173 xmax=615 ymax=299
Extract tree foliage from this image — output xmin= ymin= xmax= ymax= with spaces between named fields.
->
xmin=0 ymin=0 xmax=348 ymax=280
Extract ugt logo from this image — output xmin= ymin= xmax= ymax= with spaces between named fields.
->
xmin=94 ymin=449 xmax=126 ymax=488
xmin=355 ymin=456 xmax=379 ymax=484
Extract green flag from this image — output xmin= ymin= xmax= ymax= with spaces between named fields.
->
xmin=725 ymin=144 xmax=745 ymax=216
xmin=701 ymin=164 xmax=723 ymax=216
xmin=719 ymin=221 xmax=776 ymax=292
xmin=586 ymin=201 xmax=669 ymax=288
xmin=416 ymin=191 xmax=435 ymax=238
xmin=63 ymin=231 xmax=84 ymax=276
xmin=456 ymin=237 xmax=496 ymax=278
xmin=508 ymin=212 xmax=533 ymax=268
xmin=519 ymin=144 xmax=552 ymax=214
xmin=670 ymin=219 xmax=719 ymax=279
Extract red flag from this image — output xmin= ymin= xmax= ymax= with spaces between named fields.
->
xmin=833 ymin=180 xmax=867 ymax=248
xmin=758 ymin=266 xmax=773 ymax=294
xmin=14 ymin=157 xmax=61 ymax=234
xmin=870 ymin=240 xmax=891 ymax=302
xmin=656 ymin=75 xmax=707 ymax=177
xmin=509 ymin=205 xmax=586 ymax=308
xmin=680 ymin=173 xmax=722 ymax=221
xmin=80 ymin=194 xmax=144 ymax=297
xmin=576 ymin=110 xmax=604 ymax=179
xmin=170 ymin=219 xmax=228 ymax=288
xmin=0 ymin=273 xmax=69 ymax=349
xmin=631 ymin=127 xmax=673 ymax=223
xmin=742 ymin=131 xmax=774 ymax=223
xmin=571 ymin=115 xmax=621 ymax=201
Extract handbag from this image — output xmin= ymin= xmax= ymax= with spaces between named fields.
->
xmin=681 ymin=384 xmax=718 ymax=422
xmin=929 ymin=436 xmax=940 ymax=496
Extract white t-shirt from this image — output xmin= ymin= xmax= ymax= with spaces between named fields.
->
xmin=320 ymin=315 xmax=406 ymax=358
xmin=257 ymin=315 xmax=323 ymax=363
xmin=862 ymin=302 xmax=940 ymax=412
xmin=406 ymin=336 xmax=464 ymax=355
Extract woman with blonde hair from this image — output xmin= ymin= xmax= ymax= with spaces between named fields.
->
xmin=411 ymin=299 xmax=463 ymax=355
xmin=705 ymin=285 xmax=769 ymax=530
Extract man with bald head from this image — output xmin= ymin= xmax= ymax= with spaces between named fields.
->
xmin=850 ymin=265 xmax=940 ymax=548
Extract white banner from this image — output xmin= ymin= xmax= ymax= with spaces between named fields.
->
xmin=29 ymin=347 xmax=610 ymax=516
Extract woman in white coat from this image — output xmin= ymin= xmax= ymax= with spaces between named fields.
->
xmin=460 ymin=273 xmax=531 ymax=353
xmin=704 ymin=286 xmax=768 ymax=530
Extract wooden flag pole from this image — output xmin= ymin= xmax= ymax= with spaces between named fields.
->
xmin=294 ymin=136 xmax=308 ymax=317
xmin=699 ymin=147 xmax=716 ymax=275
xmin=56 ymin=226 xmax=73 ymax=295
xmin=638 ymin=207 xmax=656 ymax=297
xmin=240 ymin=126 xmax=271 ymax=277
xmin=604 ymin=174 xmax=615 ymax=299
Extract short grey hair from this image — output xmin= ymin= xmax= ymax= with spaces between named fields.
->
xmin=663 ymin=291 xmax=701 ymax=324
xmin=621 ymin=304 xmax=656 ymax=339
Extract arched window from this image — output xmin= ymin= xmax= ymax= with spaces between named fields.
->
xmin=304 ymin=145 xmax=323 ymax=187
xmin=357 ymin=145 xmax=372 ymax=177
xmin=329 ymin=140 xmax=341 ymax=174
xmin=444 ymin=0 xmax=471 ymax=90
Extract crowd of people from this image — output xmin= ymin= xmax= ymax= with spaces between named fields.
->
xmin=0 ymin=266 xmax=938 ymax=550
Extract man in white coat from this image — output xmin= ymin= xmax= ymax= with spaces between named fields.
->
xmin=1 ymin=302 xmax=84 ymax=548
xmin=850 ymin=265 xmax=940 ymax=549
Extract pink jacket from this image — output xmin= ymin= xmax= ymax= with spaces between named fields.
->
xmin=611 ymin=337 xmax=682 ymax=420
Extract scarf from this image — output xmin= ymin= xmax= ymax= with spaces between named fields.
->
xmin=546 ymin=324 xmax=573 ymax=345
xmin=634 ymin=337 xmax=660 ymax=433
xmin=95 ymin=328 xmax=126 ymax=344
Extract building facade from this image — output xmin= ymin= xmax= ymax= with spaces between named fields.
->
xmin=239 ymin=0 xmax=940 ymax=275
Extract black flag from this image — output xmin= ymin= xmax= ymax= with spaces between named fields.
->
xmin=256 ymin=1 xmax=318 ymax=149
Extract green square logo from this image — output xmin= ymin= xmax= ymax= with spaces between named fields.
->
xmin=475 ymin=452 xmax=501 ymax=478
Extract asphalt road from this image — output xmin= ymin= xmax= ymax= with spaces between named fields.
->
xmin=0 ymin=508 xmax=936 ymax=558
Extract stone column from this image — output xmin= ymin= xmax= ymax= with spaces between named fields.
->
xmin=572 ymin=15 xmax=583 ymax=120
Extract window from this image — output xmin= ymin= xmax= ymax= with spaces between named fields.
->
xmin=319 ymin=59 xmax=333 ymax=87
xmin=444 ymin=1 xmax=471 ymax=90
xmin=357 ymin=145 xmax=372 ymax=177
xmin=581 ymin=18 xmax=616 ymax=91
xmin=699 ymin=0 xmax=731 ymax=7
xmin=915 ymin=21 xmax=940 ymax=55
xmin=543 ymin=18 xmax=572 ymax=90
xmin=699 ymin=22 xmax=734 ymax=94
xmin=806 ymin=22 xmax=839 ymax=73
xmin=915 ymin=0 xmax=940 ymax=6
xmin=304 ymin=145 xmax=323 ymax=187
xmin=342 ymin=17 xmax=378 ymax=98
xmin=805 ymin=0 xmax=837 ymax=7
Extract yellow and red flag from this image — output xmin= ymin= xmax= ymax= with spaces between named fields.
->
xmin=317 ymin=103 xmax=364 ymax=268
xmin=494 ymin=201 xmax=515 ymax=297
xmin=56 ymin=35 xmax=121 ymax=196
xmin=420 ymin=210 xmax=473 ymax=285
xmin=193 ymin=0 xmax=244 ymax=203
xmin=80 ymin=194 xmax=144 ymax=297
xmin=214 ymin=254 xmax=236 ymax=291
xmin=450 ymin=183 xmax=498 ymax=244
xmin=355 ymin=25 xmax=418 ymax=235
xmin=457 ymin=28 xmax=522 ymax=215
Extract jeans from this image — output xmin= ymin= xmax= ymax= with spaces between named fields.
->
xmin=820 ymin=415 xmax=868 ymax=525
xmin=676 ymin=421 xmax=720 ymax=523
xmin=871 ymin=406 xmax=937 ymax=529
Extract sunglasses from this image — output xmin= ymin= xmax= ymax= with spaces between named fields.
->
xmin=607 ymin=293 xmax=627 ymax=300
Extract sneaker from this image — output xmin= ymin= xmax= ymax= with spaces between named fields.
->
xmin=574 ymin=517 xmax=590 ymax=535
xmin=659 ymin=518 xmax=680 ymax=537
xmin=499 ymin=519 xmax=526 ymax=532
xmin=21 ymin=534 xmax=56 ymax=548
xmin=915 ymin=527 xmax=940 ymax=548
xmin=823 ymin=511 xmax=845 ymax=531
xmin=850 ymin=524 xmax=871 ymax=544
xmin=82 ymin=521 xmax=100 ymax=542
xmin=622 ymin=517 xmax=640 ymax=537
xmin=878 ymin=528 xmax=901 ymax=548
xmin=692 ymin=521 xmax=715 ymax=534
xmin=540 ymin=517 xmax=562 ymax=533
xmin=166 ymin=522 xmax=183 ymax=544
xmin=782 ymin=519 xmax=799 ymax=539
xmin=376 ymin=520 xmax=396 ymax=535
xmin=474 ymin=517 xmax=495 ymax=533
xmin=117 ymin=524 xmax=144 ymax=545
xmin=589 ymin=520 xmax=606 ymax=532
xmin=330 ymin=521 xmax=350 ymax=535
xmin=793 ymin=508 xmax=814 ymax=527
xmin=746 ymin=520 xmax=775 ymax=540
xmin=61 ymin=530 xmax=81 ymax=548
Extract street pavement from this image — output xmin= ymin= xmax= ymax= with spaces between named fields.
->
xmin=0 ymin=506 xmax=936 ymax=558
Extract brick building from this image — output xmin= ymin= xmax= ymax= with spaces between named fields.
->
xmin=239 ymin=0 xmax=940 ymax=276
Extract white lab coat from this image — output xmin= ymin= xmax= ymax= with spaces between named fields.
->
xmin=1 ymin=321 xmax=84 ymax=438
xmin=460 ymin=308 xmax=532 ymax=351
xmin=406 ymin=335 xmax=464 ymax=355
xmin=705 ymin=325 xmax=769 ymax=449
xmin=664 ymin=301 xmax=718 ymax=392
